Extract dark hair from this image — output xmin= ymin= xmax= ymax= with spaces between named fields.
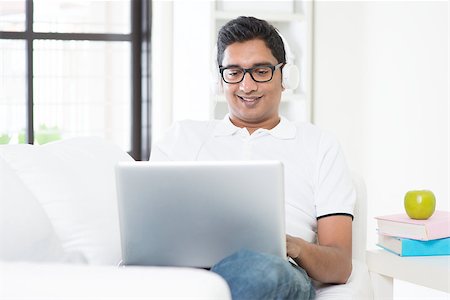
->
xmin=216 ymin=16 xmax=285 ymax=67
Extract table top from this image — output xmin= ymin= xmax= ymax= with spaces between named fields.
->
xmin=366 ymin=249 xmax=450 ymax=293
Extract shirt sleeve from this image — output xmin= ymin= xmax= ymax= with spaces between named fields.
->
xmin=314 ymin=132 xmax=355 ymax=219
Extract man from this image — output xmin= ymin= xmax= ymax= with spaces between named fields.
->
xmin=150 ymin=16 xmax=354 ymax=299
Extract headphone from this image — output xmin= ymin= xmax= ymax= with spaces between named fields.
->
xmin=277 ymin=31 xmax=300 ymax=90
xmin=210 ymin=30 xmax=300 ymax=95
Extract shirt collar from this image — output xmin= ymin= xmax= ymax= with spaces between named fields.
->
xmin=213 ymin=114 xmax=297 ymax=139
xmin=213 ymin=115 xmax=241 ymax=137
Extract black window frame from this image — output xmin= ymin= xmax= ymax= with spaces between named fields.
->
xmin=0 ymin=0 xmax=151 ymax=160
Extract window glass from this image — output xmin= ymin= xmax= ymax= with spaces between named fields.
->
xmin=0 ymin=39 xmax=27 ymax=144
xmin=33 ymin=0 xmax=131 ymax=33
xmin=0 ymin=1 xmax=26 ymax=32
xmin=33 ymin=40 xmax=131 ymax=150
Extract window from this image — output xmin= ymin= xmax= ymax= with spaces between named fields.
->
xmin=0 ymin=0 xmax=151 ymax=160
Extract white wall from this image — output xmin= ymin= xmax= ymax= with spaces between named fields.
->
xmin=171 ymin=1 xmax=213 ymax=123
xmin=151 ymin=1 xmax=214 ymax=143
xmin=314 ymin=1 xmax=448 ymax=297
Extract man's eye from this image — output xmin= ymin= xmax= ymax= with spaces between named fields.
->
xmin=226 ymin=69 xmax=243 ymax=77
xmin=254 ymin=68 xmax=270 ymax=75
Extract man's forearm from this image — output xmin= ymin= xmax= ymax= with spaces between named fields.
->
xmin=292 ymin=238 xmax=352 ymax=284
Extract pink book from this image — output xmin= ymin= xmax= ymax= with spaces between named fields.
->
xmin=375 ymin=210 xmax=450 ymax=241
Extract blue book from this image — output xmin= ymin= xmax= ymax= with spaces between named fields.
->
xmin=377 ymin=234 xmax=450 ymax=256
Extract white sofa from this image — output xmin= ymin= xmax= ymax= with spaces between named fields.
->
xmin=0 ymin=137 xmax=231 ymax=299
xmin=0 ymin=137 xmax=373 ymax=299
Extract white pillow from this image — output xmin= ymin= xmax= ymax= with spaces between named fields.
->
xmin=0 ymin=137 xmax=134 ymax=265
xmin=0 ymin=153 xmax=68 ymax=262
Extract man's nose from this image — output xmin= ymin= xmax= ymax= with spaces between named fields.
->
xmin=239 ymin=72 xmax=257 ymax=93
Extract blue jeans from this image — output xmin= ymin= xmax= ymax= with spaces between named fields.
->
xmin=211 ymin=249 xmax=315 ymax=300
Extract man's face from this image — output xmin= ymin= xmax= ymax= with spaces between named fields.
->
xmin=221 ymin=39 xmax=283 ymax=130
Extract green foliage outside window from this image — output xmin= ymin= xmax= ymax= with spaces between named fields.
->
xmin=35 ymin=124 xmax=62 ymax=145
xmin=0 ymin=124 xmax=61 ymax=145
xmin=0 ymin=134 xmax=11 ymax=144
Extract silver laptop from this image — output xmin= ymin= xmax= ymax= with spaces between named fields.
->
xmin=115 ymin=160 xmax=286 ymax=268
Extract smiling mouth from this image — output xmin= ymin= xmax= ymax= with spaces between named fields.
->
xmin=237 ymin=95 xmax=262 ymax=103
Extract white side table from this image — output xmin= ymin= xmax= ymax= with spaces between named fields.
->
xmin=366 ymin=249 xmax=450 ymax=300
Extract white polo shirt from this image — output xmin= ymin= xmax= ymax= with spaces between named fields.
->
xmin=150 ymin=116 xmax=355 ymax=243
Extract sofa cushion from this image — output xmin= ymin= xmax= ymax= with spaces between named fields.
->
xmin=0 ymin=137 xmax=133 ymax=265
xmin=0 ymin=261 xmax=232 ymax=299
xmin=0 ymin=154 xmax=68 ymax=262
xmin=314 ymin=260 xmax=373 ymax=299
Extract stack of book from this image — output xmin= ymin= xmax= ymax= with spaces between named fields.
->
xmin=375 ymin=210 xmax=450 ymax=256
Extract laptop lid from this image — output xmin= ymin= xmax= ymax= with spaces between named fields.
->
xmin=115 ymin=160 xmax=286 ymax=268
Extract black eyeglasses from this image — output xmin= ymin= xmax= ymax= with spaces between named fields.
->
xmin=219 ymin=63 xmax=284 ymax=84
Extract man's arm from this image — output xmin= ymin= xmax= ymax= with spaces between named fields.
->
xmin=286 ymin=215 xmax=352 ymax=284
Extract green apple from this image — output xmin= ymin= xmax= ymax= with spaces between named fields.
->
xmin=404 ymin=190 xmax=436 ymax=220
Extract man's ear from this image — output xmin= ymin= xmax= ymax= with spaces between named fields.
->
xmin=210 ymin=46 xmax=224 ymax=95
xmin=211 ymin=73 xmax=223 ymax=95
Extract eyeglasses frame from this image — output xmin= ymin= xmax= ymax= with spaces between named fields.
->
xmin=219 ymin=62 xmax=284 ymax=84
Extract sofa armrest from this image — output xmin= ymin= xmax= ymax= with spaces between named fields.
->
xmin=0 ymin=262 xmax=231 ymax=299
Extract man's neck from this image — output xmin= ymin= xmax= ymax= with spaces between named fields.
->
xmin=229 ymin=116 xmax=281 ymax=135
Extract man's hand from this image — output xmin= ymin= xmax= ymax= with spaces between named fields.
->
xmin=286 ymin=234 xmax=303 ymax=260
